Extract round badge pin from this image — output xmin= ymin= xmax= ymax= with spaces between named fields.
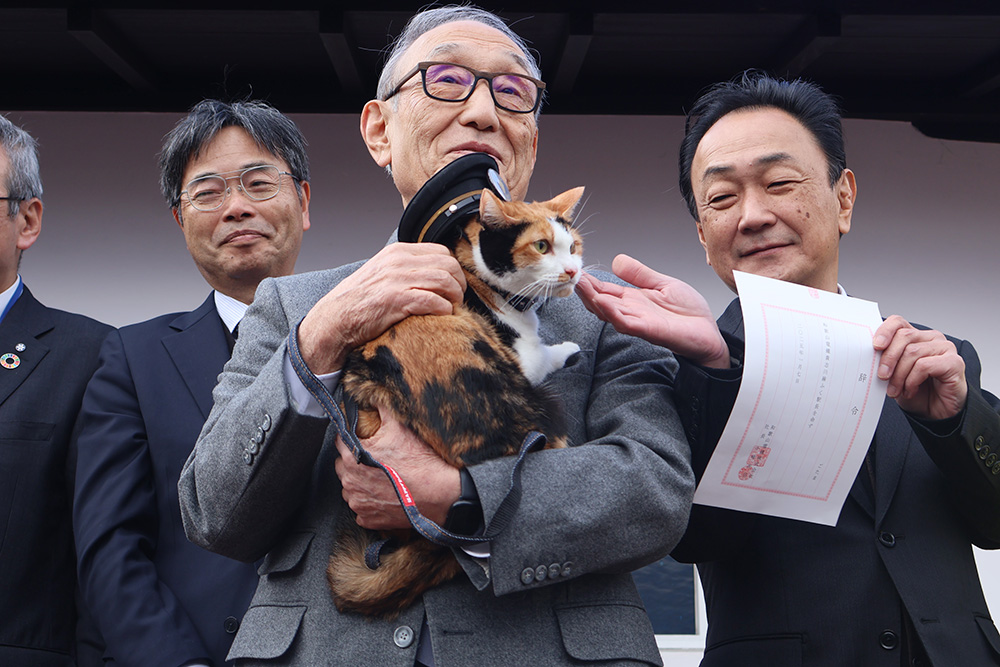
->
xmin=15 ymin=343 xmax=25 ymax=352
xmin=1 ymin=353 xmax=20 ymax=369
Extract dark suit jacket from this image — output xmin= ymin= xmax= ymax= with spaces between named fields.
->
xmin=672 ymin=298 xmax=1000 ymax=667
xmin=0 ymin=285 xmax=110 ymax=667
xmin=73 ymin=294 xmax=257 ymax=666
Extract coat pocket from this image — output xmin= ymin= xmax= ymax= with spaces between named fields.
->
xmin=701 ymin=634 xmax=804 ymax=667
xmin=257 ymin=531 xmax=314 ymax=576
xmin=227 ymin=605 xmax=306 ymax=661
xmin=555 ymin=600 xmax=662 ymax=665
xmin=976 ymin=614 xmax=1000 ymax=656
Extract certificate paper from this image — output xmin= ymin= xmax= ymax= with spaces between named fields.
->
xmin=692 ymin=272 xmax=888 ymax=525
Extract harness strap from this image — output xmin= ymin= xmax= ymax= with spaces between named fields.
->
xmin=287 ymin=321 xmax=546 ymax=549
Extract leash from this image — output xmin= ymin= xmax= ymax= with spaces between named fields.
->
xmin=286 ymin=321 xmax=548 ymax=554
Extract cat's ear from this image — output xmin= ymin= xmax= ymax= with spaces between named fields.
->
xmin=550 ymin=186 xmax=585 ymax=222
xmin=478 ymin=188 xmax=509 ymax=228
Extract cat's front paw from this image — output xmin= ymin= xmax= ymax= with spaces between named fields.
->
xmin=548 ymin=341 xmax=581 ymax=370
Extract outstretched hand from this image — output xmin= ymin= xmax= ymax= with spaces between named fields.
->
xmin=576 ymin=254 xmax=730 ymax=369
xmin=874 ymin=315 xmax=967 ymax=420
xmin=334 ymin=405 xmax=461 ymax=531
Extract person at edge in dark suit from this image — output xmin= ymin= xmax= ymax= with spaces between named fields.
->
xmin=0 ymin=114 xmax=112 ymax=666
xmin=176 ymin=5 xmax=694 ymax=666
xmin=72 ymin=99 xmax=311 ymax=667
xmin=577 ymin=71 xmax=1000 ymax=666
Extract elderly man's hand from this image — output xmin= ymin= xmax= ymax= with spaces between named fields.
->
xmin=874 ymin=315 xmax=968 ymax=420
xmin=334 ymin=406 xmax=461 ymax=530
xmin=577 ymin=254 xmax=730 ymax=369
xmin=297 ymin=243 xmax=466 ymax=375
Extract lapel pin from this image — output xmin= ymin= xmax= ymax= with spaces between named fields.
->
xmin=1 ymin=353 xmax=20 ymax=369
xmin=15 ymin=343 xmax=25 ymax=352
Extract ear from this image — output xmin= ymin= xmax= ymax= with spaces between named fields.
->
xmin=297 ymin=180 xmax=312 ymax=231
xmin=696 ymin=221 xmax=712 ymax=267
xmin=15 ymin=197 xmax=42 ymax=252
xmin=549 ymin=186 xmax=585 ymax=222
xmin=836 ymin=168 xmax=857 ymax=236
xmin=361 ymin=100 xmax=392 ymax=168
xmin=478 ymin=188 xmax=508 ymax=228
xmin=172 ymin=207 xmax=183 ymax=229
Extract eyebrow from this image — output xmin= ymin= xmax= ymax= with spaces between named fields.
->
xmin=700 ymin=152 xmax=794 ymax=181
xmin=188 ymin=161 xmax=274 ymax=183
xmin=426 ymin=42 xmax=533 ymax=73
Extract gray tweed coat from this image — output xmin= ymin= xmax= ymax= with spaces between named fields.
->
xmin=178 ymin=264 xmax=693 ymax=666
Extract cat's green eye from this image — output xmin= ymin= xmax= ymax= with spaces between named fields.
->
xmin=533 ymin=240 xmax=550 ymax=253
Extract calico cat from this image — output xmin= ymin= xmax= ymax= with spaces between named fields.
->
xmin=327 ymin=185 xmax=585 ymax=618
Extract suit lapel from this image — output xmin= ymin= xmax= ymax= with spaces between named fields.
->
xmin=871 ymin=398 xmax=912 ymax=525
xmin=0 ymin=288 xmax=54 ymax=408
xmin=162 ymin=293 xmax=231 ymax=420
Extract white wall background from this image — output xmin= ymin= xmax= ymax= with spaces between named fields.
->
xmin=6 ymin=110 xmax=998 ymax=664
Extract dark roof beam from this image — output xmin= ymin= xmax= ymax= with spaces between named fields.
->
xmin=956 ymin=48 xmax=1000 ymax=99
xmin=67 ymin=6 xmax=161 ymax=96
xmin=769 ymin=12 xmax=841 ymax=79
xmin=319 ymin=10 xmax=363 ymax=98
xmin=552 ymin=12 xmax=593 ymax=96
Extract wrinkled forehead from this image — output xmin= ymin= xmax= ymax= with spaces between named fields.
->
xmin=400 ymin=21 xmax=533 ymax=76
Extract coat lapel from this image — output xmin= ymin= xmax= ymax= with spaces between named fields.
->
xmin=871 ymin=398 xmax=912 ymax=525
xmin=0 ymin=287 xmax=53 ymax=407
xmin=162 ymin=294 xmax=230 ymax=420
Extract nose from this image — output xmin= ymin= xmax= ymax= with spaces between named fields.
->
xmin=219 ymin=184 xmax=256 ymax=220
xmin=459 ymin=79 xmax=499 ymax=131
xmin=737 ymin=188 xmax=777 ymax=232
xmin=564 ymin=266 xmax=578 ymax=280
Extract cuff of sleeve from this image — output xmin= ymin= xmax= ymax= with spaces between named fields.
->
xmin=283 ymin=349 xmax=341 ymax=417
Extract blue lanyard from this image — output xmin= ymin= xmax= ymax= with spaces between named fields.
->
xmin=0 ymin=281 xmax=24 ymax=326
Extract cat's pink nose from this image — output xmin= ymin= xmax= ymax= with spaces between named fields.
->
xmin=564 ymin=267 xmax=578 ymax=279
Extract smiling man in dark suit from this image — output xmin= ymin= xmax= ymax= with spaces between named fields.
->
xmin=577 ymin=72 xmax=1000 ymax=666
xmin=72 ymin=99 xmax=311 ymax=667
xmin=0 ymin=115 xmax=112 ymax=666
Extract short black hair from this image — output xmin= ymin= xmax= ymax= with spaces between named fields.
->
xmin=679 ymin=71 xmax=846 ymax=220
xmin=159 ymin=99 xmax=309 ymax=211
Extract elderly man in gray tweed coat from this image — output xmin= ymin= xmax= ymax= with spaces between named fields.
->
xmin=178 ymin=6 xmax=693 ymax=666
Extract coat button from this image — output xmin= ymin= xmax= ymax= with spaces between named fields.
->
xmin=879 ymin=629 xmax=898 ymax=650
xmin=534 ymin=565 xmax=548 ymax=582
xmin=393 ymin=625 xmax=414 ymax=648
xmin=561 ymin=561 xmax=573 ymax=577
xmin=261 ymin=413 xmax=272 ymax=431
xmin=548 ymin=563 xmax=561 ymax=579
xmin=976 ymin=435 xmax=986 ymax=451
xmin=242 ymin=450 xmax=254 ymax=465
xmin=253 ymin=426 xmax=265 ymax=445
xmin=224 ymin=616 xmax=239 ymax=634
xmin=980 ymin=445 xmax=991 ymax=460
xmin=246 ymin=439 xmax=260 ymax=455
xmin=993 ymin=462 xmax=1000 ymax=476
xmin=878 ymin=531 xmax=896 ymax=548
xmin=987 ymin=454 xmax=998 ymax=467
xmin=520 ymin=567 xmax=535 ymax=585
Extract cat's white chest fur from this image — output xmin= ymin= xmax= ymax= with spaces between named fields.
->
xmin=496 ymin=307 xmax=580 ymax=385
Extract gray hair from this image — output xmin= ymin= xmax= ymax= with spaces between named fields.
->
xmin=159 ymin=99 xmax=309 ymax=212
xmin=376 ymin=5 xmax=544 ymax=119
xmin=0 ymin=115 xmax=43 ymax=217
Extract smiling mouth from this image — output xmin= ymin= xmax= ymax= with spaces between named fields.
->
xmin=223 ymin=230 xmax=267 ymax=245
xmin=741 ymin=243 xmax=788 ymax=258
xmin=450 ymin=144 xmax=502 ymax=163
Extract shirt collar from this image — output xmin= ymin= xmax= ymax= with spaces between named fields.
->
xmin=214 ymin=291 xmax=248 ymax=334
xmin=0 ymin=276 xmax=23 ymax=320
